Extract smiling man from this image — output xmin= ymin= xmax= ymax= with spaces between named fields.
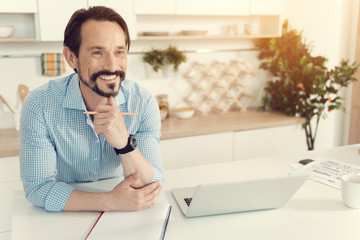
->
xmin=19 ymin=6 xmax=163 ymax=212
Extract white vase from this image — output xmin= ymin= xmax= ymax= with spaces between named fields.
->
xmin=162 ymin=64 xmax=177 ymax=78
xmin=144 ymin=63 xmax=163 ymax=79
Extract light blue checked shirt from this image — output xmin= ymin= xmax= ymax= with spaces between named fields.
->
xmin=19 ymin=73 xmax=163 ymax=212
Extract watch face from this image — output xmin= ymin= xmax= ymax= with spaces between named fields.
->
xmin=130 ymin=135 xmax=137 ymax=148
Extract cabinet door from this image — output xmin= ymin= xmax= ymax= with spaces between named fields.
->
xmin=0 ymin=0 xmax=37 ymax=13
xmin=161 ymin=132 xmax=233 ymax=170
xmin=37 ymin=0 xmax=87 ymax=41
xmin=214 ymin=0 xmax=250 ymax=16
xmin=176 ymin=0 xmax=215 ymax=15
xmin=251 ymin=0 xmax=284 ymax=15
xmin=234 ymin=125 xmax=307 ymax=161
xmin=134 ymin=0 xmax=176 ymax=15
xmin=88 ymin=0 xmax=137 ymax=40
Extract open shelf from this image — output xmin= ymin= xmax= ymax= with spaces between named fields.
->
xmin=136 ymin=34 xmax=279 ymax=41
xmin=0 ymin=37 xmax=36 ymax=42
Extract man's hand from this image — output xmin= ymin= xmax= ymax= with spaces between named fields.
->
xmin=104 ymin=172 xmax=162 ymax=211
xmin=93 ymin=96 xmax=128 ymax=149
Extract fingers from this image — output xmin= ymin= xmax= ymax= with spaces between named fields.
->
xmin=136 ymin=183 xmax=162 ymax=210
xmin=141 ymin=181 xmax=161 ymax=195
xmin=107 ymin=96 xmax=117 ymax=107
xmin=109 ymin=176 xmax=162 ymax=211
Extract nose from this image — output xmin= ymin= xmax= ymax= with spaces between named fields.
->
xmin=102 ymin=54 xmax=117 ymax=72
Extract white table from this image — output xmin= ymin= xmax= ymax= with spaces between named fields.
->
xmin=10 ymin=144 xmax=360 ymax=240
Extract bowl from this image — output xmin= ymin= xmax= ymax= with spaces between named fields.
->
xmin=0 ymin=26 xmax=14 ymax=38
xmin=173 ymin=107 xmax=195 ymax=119
xmin=181 ymin=30 xmax=208 ymax=36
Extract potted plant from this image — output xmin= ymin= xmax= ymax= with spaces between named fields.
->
xmin=142 ymin=48 xmax=166 ymax=72
xmin=163 ymin=45 xmax=187 ymax=72
xmin=255 ymin=19 xmax=359 ymax=150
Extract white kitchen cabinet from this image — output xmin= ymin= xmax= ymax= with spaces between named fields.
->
xmin=134 ymin=0 xmax=176 ymax=15
xmin=0 ymin=156 xmax=22 ymax=235
xmin=0 ymin=0 xmax=38 ymax=41
xmin=161 ymin=123 xmax=306 ymax=170
xmin=0 ymin=0 xmax=37 ymax=13
xmin=233 ymin=125 xmax=307 ymax=161
xmin=161 ymin=132 xmax=233 ymax=170
xmin=37 ymin=0 xmax=87 ymax=41
xmin=0 ymin=181 xmax=22 ymax=234
xmin=176 ymin=0 xmax=215 ymax=15
xmin=88 ymin=0 xmax=137 ymax=40
xmin=0 ymin=156 xmax=20 ymax=183
xmin=214 ymin=0 xmax=250 ymax=16
xmin=251 ymin=0 xmax=284 ymax=15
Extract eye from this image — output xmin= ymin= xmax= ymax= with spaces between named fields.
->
xmin=93 ymin=51 xmax=102 ymax=55
xmin=116 ymin=50 xmax=127 ymax=55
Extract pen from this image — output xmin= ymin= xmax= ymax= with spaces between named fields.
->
xmin=83 ymin=111 xmax=139 ymax=116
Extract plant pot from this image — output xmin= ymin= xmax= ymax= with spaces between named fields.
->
xmin=144 ymin=63 xmax=163 ymax=79
xmin=162 ymin=64 xmax=178 ymax=78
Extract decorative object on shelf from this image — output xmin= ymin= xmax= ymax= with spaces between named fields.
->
xmin=255 ymin=19 xmax=359 ymax=150
xmin=180 ymin=30 xmax=208 ymax=36
xmin=141 ymin=31 xmax=169 ymax=36
xmin=40 ymin=53 xmax=66 ymax=77
xmin=142 ymin=48 xmax=166 ymax=73
xmin=156 ymin=94 xmax=169 ymax=120
xmin=183 ymin=60 xmax=255 ymax=115
xmin=164 ymin=45 xmax=187 ymax=72
xmin=245 ymin=22 xmax=260 ymax=35
xmin=0 ymin=26 xmax=14 ymax=38
xmin=142 ymin=46 xmax=187 ymax=77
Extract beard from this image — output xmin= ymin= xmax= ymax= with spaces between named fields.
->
xmin=78 ymin=69 xmax=125 ymax=97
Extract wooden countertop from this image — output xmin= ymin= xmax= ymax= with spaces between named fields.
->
xmin=0 ymin=128 xmax=20 ymax=158
xmin=0 ymin=109 xmax=304 ymax=157
xmin=160 ymin=109 xmax=305 ymax=140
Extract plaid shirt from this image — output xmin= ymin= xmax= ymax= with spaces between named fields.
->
xmin=20 ymin=73 xmax=163 ymax=212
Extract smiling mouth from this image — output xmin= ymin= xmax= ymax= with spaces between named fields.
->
xmin=99 ymin=74 xmax=117 ymax=80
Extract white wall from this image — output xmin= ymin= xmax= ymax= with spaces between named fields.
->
xmin=0 ymin=0 xmax=357 ymax=150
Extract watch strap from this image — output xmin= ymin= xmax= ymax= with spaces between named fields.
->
xmin=114 ymin=134 xmax=136 ymax=155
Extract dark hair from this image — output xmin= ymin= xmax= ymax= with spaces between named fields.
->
xmin=63 ymin=6 xmax=130 ymax=57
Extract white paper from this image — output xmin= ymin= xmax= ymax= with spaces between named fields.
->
xmin=86 ymin=202 xmax=171 ymax=240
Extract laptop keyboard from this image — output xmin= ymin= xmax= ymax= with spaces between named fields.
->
xmin=184 ymin=198 xmax=192 ymax=206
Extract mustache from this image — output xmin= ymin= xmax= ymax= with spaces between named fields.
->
xmin=90 ymin=70 xmax=125 ymax=82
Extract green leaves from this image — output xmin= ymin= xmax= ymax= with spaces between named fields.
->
xmin=142 ymin=45 xmax=187 ymax=72
xmin=256 ymin=19 xmax=359 ymax=150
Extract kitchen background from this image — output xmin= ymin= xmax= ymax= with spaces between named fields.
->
xmin=0 ymin=0 xmax=357 ymax=153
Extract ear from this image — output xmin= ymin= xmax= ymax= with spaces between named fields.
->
xmin=63 ymin=46 xmax=78 ymax=71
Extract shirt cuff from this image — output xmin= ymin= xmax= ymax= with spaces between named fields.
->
xmin=151 ymin=167 xmax=164 ymax=185
xmin=44 ymin=182 xmax=75 ymax=212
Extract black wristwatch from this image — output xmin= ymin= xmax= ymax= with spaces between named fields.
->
xmin=114 ymin=134 xmax=137 ymax=155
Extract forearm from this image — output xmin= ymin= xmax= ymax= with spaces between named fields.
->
xmin=63 ymin=189 xmax=109 ymax=211
xmin=120 ymin=148 xmax=154 ymax=188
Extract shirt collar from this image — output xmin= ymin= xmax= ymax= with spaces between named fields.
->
xmin=63 ymin=74 xmax=126 ymax=111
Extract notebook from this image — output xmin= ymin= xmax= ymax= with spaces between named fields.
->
xmin=85 ymin=202 xmax=171 ymax=240
xmin=172 ymin=174 xmax=308 ymax=218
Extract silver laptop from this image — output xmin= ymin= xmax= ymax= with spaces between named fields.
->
xmin=171 ymin=174 xmax=308 ymax=217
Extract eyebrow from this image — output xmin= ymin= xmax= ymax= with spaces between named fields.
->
xmin=87 ymin=46 xmax=127 ymax=51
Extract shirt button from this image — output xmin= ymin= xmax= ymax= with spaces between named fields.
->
xmin=94 ymin=158 xmax=98 ymax=161
xmin=93 ymin=171 xmax=97 ymax=175
xmin=96 ymin=140 xmax=100 ymax=143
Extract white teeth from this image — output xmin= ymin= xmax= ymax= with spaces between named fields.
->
xmin=99 ymin=75 xmax=116 ymax=80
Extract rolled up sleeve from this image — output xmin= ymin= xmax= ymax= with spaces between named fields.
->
xmin=135 ymin=95 xmax=164 ymax=184
xmin=20 ymin=93 xmax=74 ymax=212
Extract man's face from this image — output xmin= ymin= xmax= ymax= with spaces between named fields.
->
xmin=76 ymin=20 xmax=127 ymax=97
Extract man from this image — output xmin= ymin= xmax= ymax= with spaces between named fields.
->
xmin=20 ymin=6 xmax=163 ymax=212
